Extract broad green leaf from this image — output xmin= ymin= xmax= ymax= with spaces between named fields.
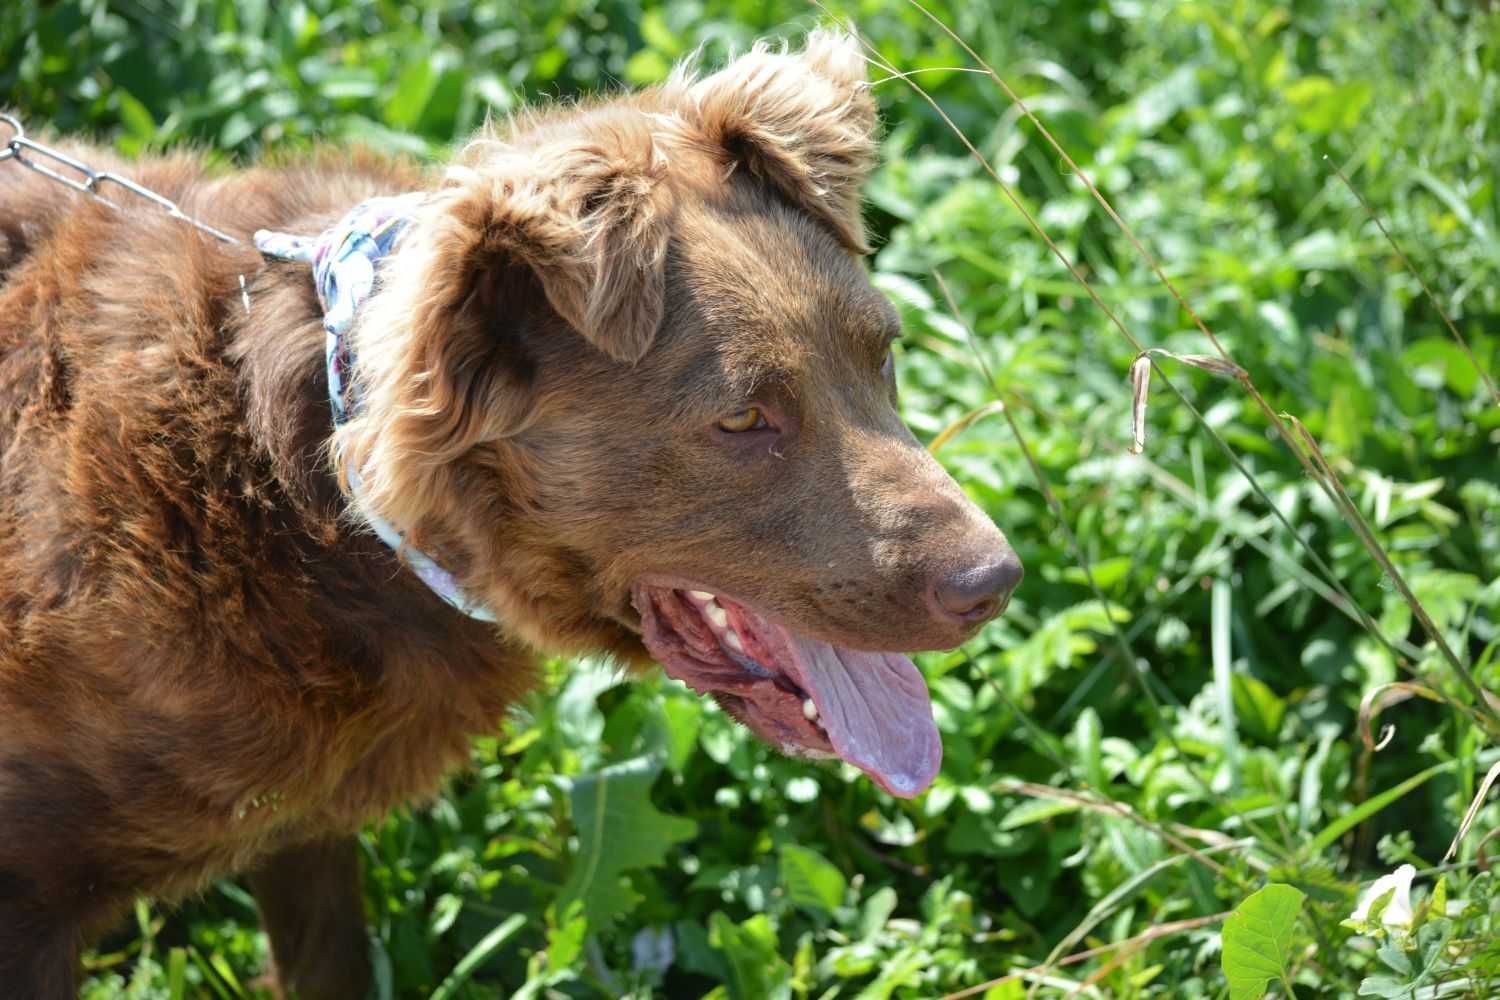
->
xmin=779 ymin=844 xmax=846 ymax=916
xmin=1221 ymin=884 xmax=1306 ymax=1000
xmin=115 ymin=89 xmax=156 ymax=141
xmin=1232 ymin=674 xmax=1288 ymax=744
xmin=639 ymin=7 xmax=684 ymax=56
xmin=557 ymin=754 xmax=697 ymax=926
xmin=656 ymin=694 xmax=703 ymax=773
xmin=1403 ymin=339 xmax=1480 ymax=398
xmin=1374 ymin=938 xmax=1411 ymax=976
xmin=624 ymin=50 xmax=671 ymax=85
xmin=1358 ymin=974 xmax=1415 ymax=998
xmin=1061 ymin=555 xmax=1132 ymax=590
xmin=319 ymin=66 xmax=380 ymax=100
xmin=1282 ymin=76 xmax=1372 ymax=131
xmin=384 ymin=56 xmax=436 ymax=130
xmin=858 ymin=886 xmax=899 ymax=939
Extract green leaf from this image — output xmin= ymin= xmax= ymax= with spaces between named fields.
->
xmin=1366 ymin=886 xmax=1397 ymax=928
xmin=779 ymin=844 xmax=846 ymax=916
xmin=709 ymin=912 xmax=792 ymax=1000
xmin=858 ymin=886 xmax=898 ymax=939
xmin=557 ymin=754 xmax=697 ymax=927
xmin=639 ymin=8 xmax=684 ymax=56
xmin=319 ymin=66 xmax=380 ymax=100
xmin=115 ymin=89 xmax=156 ymax=142
xmin=1073 ymin=707 xmax=1107 ymax=791
xmin=1221 ymin=884 xmax=1306 ymax=1000
xmin=1403 ymin=339 xmax=1480 ymax=397
xmin=657 ymin=694 xmax=703 ymax=773
xmin=624 ymin=49 xmax=671 ymax=85
xmin=1374 ymin=937 xmax=1411 ymax=976
xmin=1358 ymin=974 xmax=1415 ymax=998
xmin=545 ymin=900 xmax=587 ymax=971
xmin=1282 ymin=76 xmax=1372 ymax=132
xmin=1061 ymin=555 xmax=1132 ymax=590
xmin=1000 ymin=797 xmax=1081 ymax=830
xmin=383 ymin=55 xmax=436 ymax=129
xmin=1425 ymin=876 xmax=1447 ymax=925
xmin=1231 ymin=674 xmax=1288 ymax=744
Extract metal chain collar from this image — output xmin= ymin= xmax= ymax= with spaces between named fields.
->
xmin=0 ymin=112 xmax=241 ymax=246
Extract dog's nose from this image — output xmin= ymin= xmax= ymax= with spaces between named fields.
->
xmin=929 ymin=553 xmax=1023 ymax=625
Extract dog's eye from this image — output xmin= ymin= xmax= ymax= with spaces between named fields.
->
xmin=717 ymin=407 xmax=768 ymax=433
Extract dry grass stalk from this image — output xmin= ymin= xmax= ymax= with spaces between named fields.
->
xmin=1445 ymin=759 xmax=1500 ymax=863
xmin=936 ymin=912 xmax=1231 ymax=1000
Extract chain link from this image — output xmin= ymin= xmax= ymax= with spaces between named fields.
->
xmin=0 ymin=113 xmax=241 ymax=246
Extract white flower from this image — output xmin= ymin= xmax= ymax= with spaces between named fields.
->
xmin=1351 ymin=864 xmax=1416 ymax=929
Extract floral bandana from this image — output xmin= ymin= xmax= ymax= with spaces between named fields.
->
xmin=255 ymin=196 xmax=497 ymax=623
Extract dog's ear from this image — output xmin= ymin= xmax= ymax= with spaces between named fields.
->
xmin=676 ymin=30 xmax=877 ymax=253
xmin=338 ymin=114 xmax=671 ymax=534
xmin=429 ymin=112 xmax=673 ymax=365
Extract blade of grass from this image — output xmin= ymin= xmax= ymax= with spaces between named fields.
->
xmin=1306 ymin=758 xmax=1460 ymax=856
xmin=428 ymin=914 xmax=526 ymax=1000
xmin=166 ymin=948 xmax=187 ymax=1000
xmin=1212 ymin=577 xmax=1242 ymax=776
xmin=187 ymin=946 xmax=238 ymax=1000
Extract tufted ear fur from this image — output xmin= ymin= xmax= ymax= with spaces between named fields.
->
xmin=432 ymin=110 xmax=673 ymax=366
xmin=670 ymin=30 xmax=878 ymax=253
xmin=337 ymin=109 xmax=672 ymax=538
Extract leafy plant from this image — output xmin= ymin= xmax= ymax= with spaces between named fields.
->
xmin=7 ymin=0 xmax=1499 ymax=996
xmin=1221 ymin=885 xmax=1305 ymax=1000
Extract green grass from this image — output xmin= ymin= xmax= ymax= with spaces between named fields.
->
xmin=6 ymin=0 xmax=1500 ymax=996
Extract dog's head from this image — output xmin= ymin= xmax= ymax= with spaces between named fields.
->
xmin=342 ymin=31 xmax=1021 ymax=797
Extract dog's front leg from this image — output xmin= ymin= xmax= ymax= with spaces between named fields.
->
xmin=247 ymin=836 xmax=371 ymax=1000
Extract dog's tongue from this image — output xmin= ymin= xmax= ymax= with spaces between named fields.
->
xmin=787 ymin=635 xmax=942 ymax=798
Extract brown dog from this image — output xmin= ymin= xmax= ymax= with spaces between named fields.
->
xmin=0 ymin=32 xmax=1019 ymax=998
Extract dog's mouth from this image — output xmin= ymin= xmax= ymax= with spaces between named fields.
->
xmin=631 ymin=584 xmax=942 ymax=798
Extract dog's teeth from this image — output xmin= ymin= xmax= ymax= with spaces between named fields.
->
xmin=704 ymin=601 xmax=728 ymax=627
xmin=724 ymin=629 xmax=744 ymax=652
xmin=688 ymin=590 xmax=715 ymax=602
xmin=803 ymin=698 xmax=819 ymax=721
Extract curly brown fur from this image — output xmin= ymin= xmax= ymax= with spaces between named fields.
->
xmin=0 ymin=32 xmax=1018 ymax=997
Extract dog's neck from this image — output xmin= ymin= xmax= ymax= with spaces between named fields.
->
xmin=255 ymin=197 xmax=496 ymax=623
